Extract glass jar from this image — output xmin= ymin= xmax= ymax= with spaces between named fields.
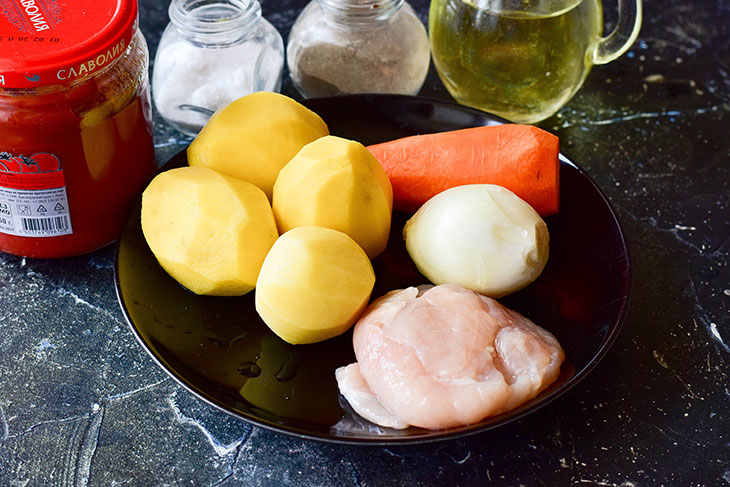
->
xmin=287 ymin=0 xmax=430 ymax=98
xmin=153 ymin=0 xmax=284 ymax=135
xmin=0 ymin=0 xmax=155 ymax=259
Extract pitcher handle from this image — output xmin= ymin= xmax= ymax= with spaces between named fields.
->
xmin=593 ymin=0 xmax=643 ymax=65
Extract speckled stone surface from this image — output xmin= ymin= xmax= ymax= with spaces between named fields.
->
xmin=1 ymin=0 xmax=728 ymax=485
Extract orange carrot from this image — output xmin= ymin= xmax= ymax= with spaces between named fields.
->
xmin=367 ymin=124 xmax=560 ymax=216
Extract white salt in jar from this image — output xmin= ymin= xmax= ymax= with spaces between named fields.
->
xmin=153 ymin=0 xmax=284 ymax=135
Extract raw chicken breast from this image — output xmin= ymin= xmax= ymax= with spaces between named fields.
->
xmin=335 ymin=284 xmax=564 ymax=430
xmin=335 ymin=363 xmax=409 ymax=430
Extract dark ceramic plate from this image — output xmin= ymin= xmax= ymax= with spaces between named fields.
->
xmin=114 ymin=94 xmax=631 ymax=445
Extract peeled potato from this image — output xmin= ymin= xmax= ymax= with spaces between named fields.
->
xmin=255 ymin=226 xmax=375 ymax=344
xmin=272 ymin=135 xmax=393 ymax=259
xmin=187 ymin=92 xmax=329 ymax=199
xmin=404 ymin=184 xmax=549 ymax=298
xmin=141 ymin=166 xmax=278 ymax=296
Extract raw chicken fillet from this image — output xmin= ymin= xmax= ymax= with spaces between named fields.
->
xmin=335 ymin=284 xmax=564 ymax=430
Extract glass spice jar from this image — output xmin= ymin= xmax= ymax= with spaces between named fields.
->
xmin=0 ymin=0 xmax=155 ymax=259
xmin=152 ymin=0 xmax=285 ymax=135
xmin=286 ymin=0 xmax=430 ymax=98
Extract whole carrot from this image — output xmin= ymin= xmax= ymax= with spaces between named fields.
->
xmin=367 ymin=124 xmax=560 ymax=216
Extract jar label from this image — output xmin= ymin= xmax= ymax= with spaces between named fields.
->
xmin=0 ymin=151 xmax=72 ymax=237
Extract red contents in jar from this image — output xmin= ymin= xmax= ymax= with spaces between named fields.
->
xmin=0 ymin=85 xmax=155 ymax=258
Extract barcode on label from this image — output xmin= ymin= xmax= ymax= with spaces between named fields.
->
xmin=21 ymin=216 xmax=70 ymax=234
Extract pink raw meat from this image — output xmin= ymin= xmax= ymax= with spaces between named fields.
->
xmin=335 ymin=284 xmax=564 ymax=430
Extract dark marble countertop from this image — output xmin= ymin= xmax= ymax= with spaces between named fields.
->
xmin=1 ymin=0 xmax=728 ymax=485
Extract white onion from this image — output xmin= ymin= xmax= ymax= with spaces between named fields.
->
xmin=403 ymin=184 xmax=549 ymax=298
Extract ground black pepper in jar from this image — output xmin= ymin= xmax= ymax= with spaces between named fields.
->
xmin=286 ymin=0 xmax=430 ymax=97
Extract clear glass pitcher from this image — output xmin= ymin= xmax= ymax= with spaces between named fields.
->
xmin=429 ymin=0 xmax=643 ymax=123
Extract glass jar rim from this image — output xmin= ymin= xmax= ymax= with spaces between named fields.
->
xmin=169 ymin=0 xmax=262 ymax=36
xmin=316 ymin=0 xmax=405 ymax=26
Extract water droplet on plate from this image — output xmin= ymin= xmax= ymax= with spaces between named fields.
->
xmin=238 ymin=361 xmax=261 ymax=378
xmin=205 ymin=335 xmax=228 ymax=347
xmin=275 ymin=353 xmax=303 ymax=382
xmin=228 ymin=329 xmax=250 ymax=347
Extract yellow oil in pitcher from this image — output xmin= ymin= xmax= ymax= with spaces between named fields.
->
xmin=429 ymin=0 xmax=603 ymax=123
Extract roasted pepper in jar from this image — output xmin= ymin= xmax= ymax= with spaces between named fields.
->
xmin=0 ymin=0 xmax=155 ymax=258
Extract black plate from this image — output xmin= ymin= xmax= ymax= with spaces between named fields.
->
xmin=114 ymin=94 xmax=631 ymax=445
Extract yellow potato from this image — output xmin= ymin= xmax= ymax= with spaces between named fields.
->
xmin=141 ymin=166 xmax=278 ymax=296
xmin=272 ymin=135 xmax=393 ymax=259
xmin=187 ymin=92 xmax=329 ymax=199
xmin=255 ymin=226 xmax=375 ymax=344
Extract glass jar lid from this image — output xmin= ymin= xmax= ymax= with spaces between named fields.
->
xmin=0 ymin=0 xmax=139 ymax=88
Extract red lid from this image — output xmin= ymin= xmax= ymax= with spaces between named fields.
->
xmin=0 ymin=0 xmax=139 ymax=88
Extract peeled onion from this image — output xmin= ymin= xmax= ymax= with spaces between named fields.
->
xmin=403 ymin=184 xmax=549 ymax=298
